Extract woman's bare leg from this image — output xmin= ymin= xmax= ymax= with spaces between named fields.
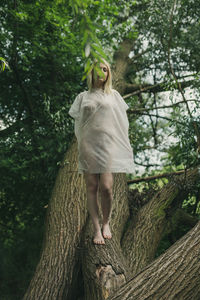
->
xmin=84 ymin=172 xmax=105 ymax=245
xmin=99 ymin=173 xmax=113 ymax=239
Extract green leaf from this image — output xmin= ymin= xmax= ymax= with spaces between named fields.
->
xmin=91 ymin=44 xmax=108 ymax=60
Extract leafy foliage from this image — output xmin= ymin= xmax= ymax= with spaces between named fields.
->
xmin=0 ymin=57 xmax=10 ymax=72
xmin=0 ymin=0 xmax=200 ymax=298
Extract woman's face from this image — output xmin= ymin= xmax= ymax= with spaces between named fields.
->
xmin=93 ymin=63 xmax=108 ymax=86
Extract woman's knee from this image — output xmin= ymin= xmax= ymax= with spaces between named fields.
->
xmin=84 ymin=173 xmax=99 ymax=193
xmin=100 ymin=181 xmax=113 ymax=195
xmin=99 ymin=173 xmax=113 ymax=195
xmin=101 ymin=186 xmax=112 ymax=196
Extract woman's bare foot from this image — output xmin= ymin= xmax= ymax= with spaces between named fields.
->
xmin=93 ymin=230 xmax=105 ymax=245
xmin=102 ymin=223 xmax=112 ymax=239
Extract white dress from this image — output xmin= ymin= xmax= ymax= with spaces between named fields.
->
xmin=68 ymin=88 xmax=135 ymax=174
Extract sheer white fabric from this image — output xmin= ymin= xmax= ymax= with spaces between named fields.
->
xmin=68 ymin=88 xmax=135 ymax=174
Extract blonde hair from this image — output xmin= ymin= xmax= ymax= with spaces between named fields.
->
xmin=87 ymin=58 xmax=112 ymax=94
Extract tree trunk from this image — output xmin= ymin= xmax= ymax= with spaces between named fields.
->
xmin=23 ymin=138 xmax=88 ymax=300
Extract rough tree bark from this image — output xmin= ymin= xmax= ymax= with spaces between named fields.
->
xmin=121 ymin=168 xmax=200 ymax=274
xmin=23 ymin=39 xmax=200 ymax=300
xmin=108 ymin=220 xmax=200 ymax=300
xmin=23 ymin=138 xmax=88 ymax=300
xmin=81 ymin=173 xmax=131 ymax=300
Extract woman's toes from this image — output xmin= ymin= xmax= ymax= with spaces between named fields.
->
xmin=102 ymin=223 xmax=112 ymax=239
xmin=93 ymin=231 xmax=105 ymax=245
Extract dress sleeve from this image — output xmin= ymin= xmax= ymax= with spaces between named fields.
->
xmin=68 ymin=92 xmax=83 ymax=120
xmin=113 ymin=89 xmax=129 ymax=111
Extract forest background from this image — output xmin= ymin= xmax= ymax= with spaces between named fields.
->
xmin=0 ymin=0 xmax=200 ymax=299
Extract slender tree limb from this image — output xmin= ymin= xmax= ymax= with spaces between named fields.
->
xmin=136 ymin=112 xmax=184 ymax=124
xmin=127 ymin=99 xmax=198 ymax=113
xmin=134 ymin=161 xmax=160 ymax=167
xmin=123 ymin=79 xmax=195 ymax=99
xmin=127 ymin=169 xmax=186 ymax=184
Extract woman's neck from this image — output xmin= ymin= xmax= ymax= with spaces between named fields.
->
xmin=93 ymin=82 xmax=104 ymax=89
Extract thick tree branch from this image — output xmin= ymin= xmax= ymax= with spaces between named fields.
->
xmin=112 ymin=39 xmax=135 ymax=94
xmin=109 ymin=220 xmax=200 ymax=300
xmin=165 ymin=208 xmax=199 ymax=237
xmin=81 ymin=219 xmax=132 ymax=300
xmin=80 ymin=174 xmax=131 ymax=300
xmin=121 ymin=168 xmax=200 ymax=275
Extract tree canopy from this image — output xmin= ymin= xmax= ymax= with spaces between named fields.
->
xmin=0 ymin=0 xmax=200 ymax=298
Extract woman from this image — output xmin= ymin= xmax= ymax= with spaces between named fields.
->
xmin=69 ymin=59 xmax=134 ymax=245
